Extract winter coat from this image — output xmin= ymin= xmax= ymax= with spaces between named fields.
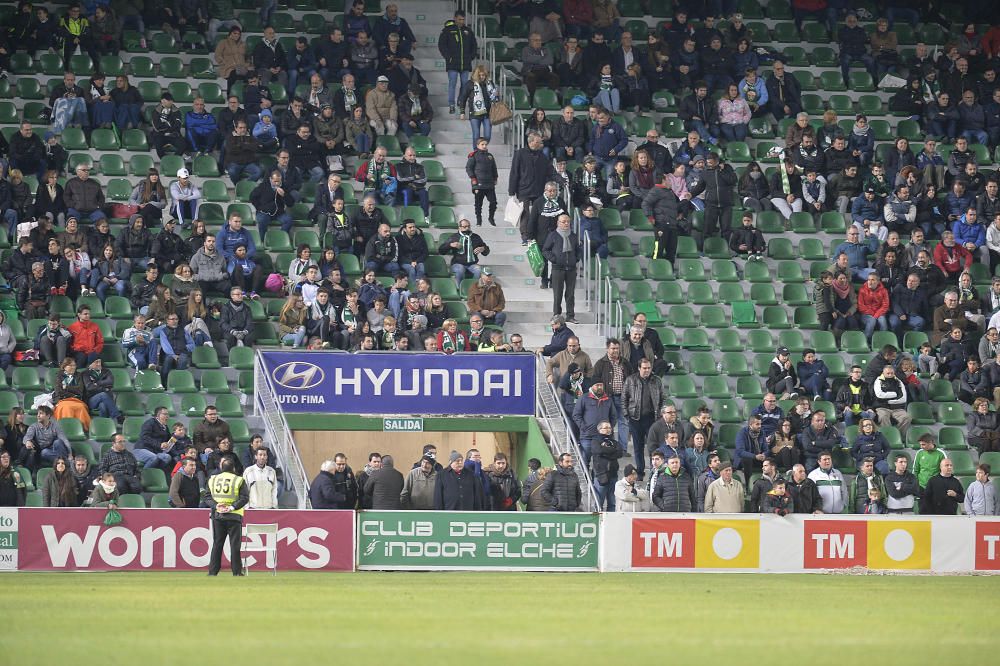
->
xmin=652 ymin=469 xmax=696 ymax=512
xmin=541 ymin=465 xmax=582 ymax=511
xmin=434 ymin=466 xmax=485 ymax=510
xmin=401 ymin=467 xmax=438 ymax=510
xmin=466 ymin=150 xmax=498 ymax=189
xmin=437 ymin=20 xmax=477 ymax=72
xmin=363 ymin=460 xmax=405 ymax=510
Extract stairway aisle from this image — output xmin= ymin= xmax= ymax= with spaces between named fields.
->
xmin=403 ymin=8 xmax=606 ymax=352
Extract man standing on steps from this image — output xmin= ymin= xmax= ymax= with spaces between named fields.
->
xmin=542 ymin=215 xmax=580 ymax=324
xmin=438 ymin=10 xmax=477 ymax=115
xmin=509 ymin=133 xmax=556 ymax=246
xmin=529 ymin=181 xmax=567 ymax=289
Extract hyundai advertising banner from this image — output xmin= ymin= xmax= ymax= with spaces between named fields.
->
xmin=260 ymin=351 xmax=536 ymax=416
xmin=357 ymin=511 xmax=601 ymax=571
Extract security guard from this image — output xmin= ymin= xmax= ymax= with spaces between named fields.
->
xmin=205 ymin=458 xmax=250 ymax=576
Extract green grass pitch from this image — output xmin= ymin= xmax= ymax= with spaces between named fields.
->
xmin=4 ymin=572 xmax=1000 ymax=664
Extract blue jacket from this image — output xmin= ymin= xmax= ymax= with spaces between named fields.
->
xmin=589 ymin=120 xmax=628 ymax=159
xmin=185 ymin=110 xmax=218 ymax=136
xmin=734 ymin=425 xmax=767 ymax=468
xmin=750 ymin=404 xmax=784 ymax=440
xmin=891 ymin=283 xmax=926 ymax=319
xmin=227 ymin=256 xmax=257 ymax=276
xmin=138 ymin=417 xmax=171 ymax=454
xmin=572 ymin=391 xmax=617 ymax=441
xmin=952 ymin=216 xmax=986 ymax=248
xmin=831 ymin=235 xmax=878 ymax=268
xmin=850 ymin=432 xmax=890 ymax=465
xmin=216 ymin=225 xmax=257 ymax=260
xmin=541 ymin=325 xmax=575 ymax=356
xmin=579 ymin=215 xmax=608 ymax=248
xmin=737 ymin=75 xmax=768 ymax=108
xmin=945 ymin=191 xmax=974 ymax=219
xmin=797 ymin=360 xmax=829 ymax=390
xmin=847 ymin=130 xmax=874 ymax=157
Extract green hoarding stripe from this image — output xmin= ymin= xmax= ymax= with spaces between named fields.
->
xmin=357 ymin=512 xmax=600 ymax=570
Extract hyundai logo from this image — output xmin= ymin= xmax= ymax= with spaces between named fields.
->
xmin=272 ymin=362 xmax=325 ymax=390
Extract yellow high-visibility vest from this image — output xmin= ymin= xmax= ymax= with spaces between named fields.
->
xmin=208 ymin=472 xmax=245 ymax=517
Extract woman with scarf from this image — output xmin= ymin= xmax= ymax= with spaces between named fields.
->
xmin=6 ymin=408 xmax=31 ymax=477
xmin=573 ymin=156 xmax=606 ymax=208
xmin=34 ymin=170 xmax=67 ymax=226
xmin=43 ymin=457 xmax=79 ymax=507
xmin=436 ymin=318 xmax=470 ymax=354
xmin=305 ymin=288 xmax=338 ymax=347
xmin=88 ymin=472 xmax=119 ymax=507
xmin=52 ymin=358 xmax=91 ymax=432
xmin=128 ymin=169 xmax=168 ymax=229
xmin=170 ymin=263 xmax=197 ymax=302
xmin=848 ymin=114 xmax=875 ymax=166
xmin=424 ymin=292 xmax=446 ymax=330
xmin=355 ymin=147 xmax=397 ymax=204
xmin=627 ymin=149 xmax=660 ymax=203
xmin=830 ymin=272 xmax=860 ymax=341
xmin=457 ymin=64 xmax=497 ymax=148
xmin=738 ymin=161 xmax=772 ymax=212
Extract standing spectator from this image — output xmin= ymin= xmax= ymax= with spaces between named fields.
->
xmin=652 ymin=456 xmax=696 ymax=512
xmin=68 ymin=305 xmax=102 ymax=367
xmin=542 ymin=215 xmax=579 ymax=323
xmin=622 ymin=359 xmax=664 ymax=480
xmin=170 ymin=458 xmax=204 ymax=508
xmin=541 ymin=452 xmax=582 ymax=511
xmin=921 ymin=458 xmax=964 ymax=515
xmin=458 ymin=65 xmax=498 ymax=148
xmin=438 ymin=11 xmax=477 ymax=114
xmin=363 ymin=454 xmax=403 ymax=510
xmin=509 ymin=133 xmax=555 ymax=244
xmin=467 ymin=138 xmax=498 ymax=227
xmin=704 ymin=463 xmax=745 ymax=513
xmin=965 ymin=464 xmax=999 ymax=516
xmin=215 ymin=26 xmax=251 ymax=95
xmin=808 ymin=452 xmax=847 ymax=514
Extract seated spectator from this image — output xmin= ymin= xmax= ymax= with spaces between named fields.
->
xmin=18 ymin=263 xmax=53 ymax=321
xmin=250 ymin=171 xmax=294 ymax=238
xmin=766 ymin=347 xmax=798 ymax=399
xmin=190 ymin=236 xmax=231 ymax=297
xmin=678 ymin=82 xmax=719 ymax=144
xmin=717 ymin=83 xmax=751 ymax=142
xmin=223 ymin=120 xmax=262 ymax=183
xmin=799 ymin=412 xmax=847 ymax=473
xmin=466 ymin=268 xmax=506 ymax=328
xmin=857 ymin=273 xmax=890 ymax=341
xmin=729 ymin=211 xmax=765 ymax=259
xmin=957 ymin=357 xmax=991 ymax=405
xmin=253 ymin=108 xmax=280 ymax=152
xmin=169 ymin=169 xmax=201 ymax=229
xmin=63 ymin=163 xmax=106 ymax=225
xmin=284 ymin=123 xmax=326 ymax=184
xmin=765 ymin=60 xmax=802 ymax=122
xmin=769 ymin=159 xmax=804 ymax=220
xmin=439 ymin=219 xmax=489 ymax=288
xmin=185 ymin=97 xmax=220 ymax=156
xmin=958 ymin=89 xmax=989 ymax=145
xmin=150 ymin=93 xmax=185 ymax=158
xmin=220 ymin=287 xmax=255 ymax=350
xmin=398 ymin=84 xmax=432 ymax=138
xmin=396 ymin=147 xmax=429 ymax=218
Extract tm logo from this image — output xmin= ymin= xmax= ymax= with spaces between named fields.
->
xmin=577 ymin=541 xmax=594 ymax=558
xmin=364 ymin=540 xmax=380 ymax=557
xmin=272 ymin=362 xmax=325 ymax=390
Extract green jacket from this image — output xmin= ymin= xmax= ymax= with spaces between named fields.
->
xmin=913 ymin=449 xmax=945 ymax=488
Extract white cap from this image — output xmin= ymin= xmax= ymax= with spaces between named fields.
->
xmin=177 ymin=168 xmax=189 ymax=178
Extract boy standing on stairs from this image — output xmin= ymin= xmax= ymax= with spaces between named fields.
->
xmin=466 ymin=138 xmax=498 ymax=226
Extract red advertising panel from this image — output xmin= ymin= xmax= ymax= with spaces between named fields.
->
xmin=630 ymin=518 xmax=696 ymax=568
xmin=18 ymin=508 xmax=354 ymax=572
xmin=974 ymin=522 xmax=1000 ymax=571
xmin=802 ymin=520 xmax=867 ymax=569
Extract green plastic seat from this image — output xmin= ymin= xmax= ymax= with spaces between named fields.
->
xmin=744 ymin=261 xmax=771 ymax=283
xmin=16 ymin=78 xmax=44 ymax=99
xmin=682 ymin=329 xmax=711 ymax=350
xmin=725 ymin=141 xmax=751 ymax=162
xmin=657 ymin=282 xmax=684 ymax=304
xmin=810 ymin=331 xmax=838 ymax=354
xmin=756 ymin=211 xmax=784 ymax=233
xmin=840 ymin=331 xmax=870 ymax=353
xmin=59 ymin=418 xmax=87 ymax=443
xmin=721 ymin=352 xmax=751 ymax=377
xmin=668 ymin=305 xmax=697 ymax=328
xmin=676 ymin=259 xmax=707 ymax=282
xmin=829 ymin=94 xmax=854 ymax=115
xmin=849 ymin=71 xmax=875 ymax=92
xmin=197 ymin=82 xmax=225 ymax=104
xmin=193 ymin=155 xmax=219 ymax=177
xmin=689 ymin=352 xmax=719 ymax=376
xmin=141 ymin=468 xmax=169 ymax=493
xmin=789 ymin=212 xmax=816 ymax=233
xmin=700 ymin=306 xmax=728 ymax=328
xmin=772 ymin=22 xmax=799 ymax=43
xmin=719 ymin=283 xmax=746 ymax=304
xmin=199 ymin=370 xmax=230 ymax=394
xmin=715 ymin=329 xmax=743 ymax=352
xmin=778 ymin=330 xmax=805 ymax=353
xmin=747 ymin=329 xmax=774 ymax=353
xmin=427 ymin=185 xmax=454 ymax=206
xmin=777 ymin=261 xmax=805 ymax=283
xmin=937 ymin=403 xmax=967 ymax=426
xmin=711 ymin=260 xmax=739 ymax=282
xmin=376 ymin=135 xmax=402 ymax=157
xmin=39 ymin=53 xmax=64 ymax=75
xmin=138 ymin=81 xmax=163 ymax=103
xmin=180 ymin=394 xmax=208 ymax=416
xmin=668 ymin=375 xmax=698 ymax=399
xmin=611 ymin=258 xmax=643 ymax=281
xmin=737 ymin=376 xmax=764 ymax=400
xmin=704 ymin=237 xmax=731 ymax=259
xmin=61 ymin=127 xmax=88 ymax=151
xmin=762 ymin=306 xmax=791 ymax=329
xmin=703 ymin=376 xmax=730 ymax=399
xmin=687 ymin=283 xmax=716 ymax=305
xmin=803 ymin=23 xmax=830 ymax=44
xmin=768 ymin=238 xmax=796 ymax=260
xmin=946 ymin=451 xmax=976 ymax=476
xmin=134 ymin=370 xmax=164 ymax=392
xmin=12 ymin=368 xmax=42 ymax=391
xmin=117 ymin=493 xmax=147 ymax=508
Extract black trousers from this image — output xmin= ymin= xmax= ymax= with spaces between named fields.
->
xmin=701 ymin=204 xmax=733 ymax=249
xmin=474 ymin=188 xmax=497 ymax=224
xmin=550 ymin=265 xmax=576 ymax=318
xmin=209 ymin=516 xmax=243 ymax=575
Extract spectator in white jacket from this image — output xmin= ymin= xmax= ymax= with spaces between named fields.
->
xmin=614 ymin=464 xmax=649 ymax=512
xmin=169 ymin=168 xmax=202 ymax=228
xmin=807 ymin=452 xmax=846 ymax=514
xmin=243 ymin=448 xmax=279 ymax=509
xmin=965 ymin=464 xmax=998 ymax=516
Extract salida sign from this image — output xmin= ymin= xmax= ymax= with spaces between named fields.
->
xmin=357 ymin=511 xmax=600 ymax=570
xmin=17 ymin=508 xmax=355 ymax=571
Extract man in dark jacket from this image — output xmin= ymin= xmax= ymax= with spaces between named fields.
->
xmin=689 ymin=152 xmax=738 ymax=249
xmin=220 ymin=287 xmax=255 ymax=350
xmin=509 ymin=133 xmax=555 ymax=244
xmin=8 ymin=122 xmax=46 ymax=182
xmin=678 ymin=82 xmax=719 ymax=142
xmin=573 ymin=382 xmax=617 ymax=467
xmin=530 ymin=182 xmax=568 ymax=288
xmin=729 ymin=211 xmax=766 ymax=258
xmin=636 ymin=130 xmax=673 ymax=175
xmin=151 ymin=219 xmax=187 ymax=274
xmin=395 ymin=219 xmax=427 ymax=284
xmin=364 ymin=223 xmax=400 ymax=275
xmin=765 ymin=61 xmax=803 ymax=121
xmin=310 ymin=459 xmax=351 ymax=509
xmin=798 ymin=411 xmax=847 ymax=471
xmin=352 ymin=195 xmax=389 ymax=254
xmin=537 ymin=315 xmax=575 ymax=357
xmin=642 ymin=174 xmax=682 ymax=263
xmin=884 ymin=453 xmax=919 ymax=514
xmin=364 ymin=454 xmax=404 ymax=510
xmin=438 ymin=220 xmax=489 ymax=287
xmin=652 ymin=456 xmax=696 ymax=511
xmin=486 ymin=453 xmax=521 ymax=511
xmin=193 ymin=406 xmax=232 ymax=456
xmin=838 ymin=12 xmax=875 ymax=89
xmin=72 ymin=455 xmax=98 ymax=506
xmin=541 ymin=215 xmax=580 ymax=322
xmin=283 ymin=123 xmax=326 ymax=183
xmin=921 ymin=458 xmax=964 ymax=515
xmin=250 ymin=170 xmax=294 ymax=238
xmin=466 ymin=137 xmax=499 ymax=227
xmin=434 ymin=451 xmax=485 ymax=510
xmin=541 ymin=452 xmax=582 ymax=511
xmin=788 ymin=463 xmax=822 ymax=513
xmin=591 ymin=422 xmax=623 ymax=511
xmin=136 ymin=407 xmax=174 ymax=473
xmin=889 ymin=274 xmax=927 ymax=339
xmin=589 ymin=110 xmax=629 ymax=175
xmin=551 ymin=106 xmax=588 ymax=161
xmin=437 ymin=11 xmax=477 ymax=113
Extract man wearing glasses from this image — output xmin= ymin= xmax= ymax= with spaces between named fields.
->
xmin=645 ymin=405 xmax=684 ymax=461
xmin=830 ymin=224 xmax=879 ymax=282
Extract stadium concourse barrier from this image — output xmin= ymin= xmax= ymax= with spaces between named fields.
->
xmin=4 ymin=508 xmax=1000 ymax=574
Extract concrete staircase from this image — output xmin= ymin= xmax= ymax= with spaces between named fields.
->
xmin=405 ymin=8 xmax=607 ymax=353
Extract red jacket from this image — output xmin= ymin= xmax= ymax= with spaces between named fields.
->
xmin=984 ymin=26 xmax=1000 ymax=58
xmin=933 ymin=242 xmax=972 ymax=275
xmin=68 ymin=320 xmax=104 ymax=355
xmin=857 ymin=282 xmax=889 ymax=318
xmin=563 ymin=0 xmax=593 ymax=26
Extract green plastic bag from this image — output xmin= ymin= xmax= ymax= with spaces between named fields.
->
xmin=525 ymin=241 xmax=543 ymax=277
xmin=103 ymin=507 xmax=123 ymax=527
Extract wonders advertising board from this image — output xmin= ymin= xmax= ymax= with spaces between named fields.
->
xmin=357 ymin=511 xmax=600 ymax=571
xmin=16 ymin=508 xmax=355 ymax=572
xmin=260 ymin=351 xmax=536 ymax=416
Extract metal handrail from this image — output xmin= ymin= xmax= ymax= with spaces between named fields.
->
xmin=581 ymin=230 xmax=591 ymax=307
xmin=253 ymin=350 xmax=311 ymax=509
xmin=534 ymin=355 xmax=600 ymax=511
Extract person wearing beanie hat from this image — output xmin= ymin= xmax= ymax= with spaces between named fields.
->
xmin=434 ymin=450 xmax=485 ymax=510
xmin=151 ymin=92 xmax=184 ymax=158
xmin=252 ymin=108 xmax=280 ymax=151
